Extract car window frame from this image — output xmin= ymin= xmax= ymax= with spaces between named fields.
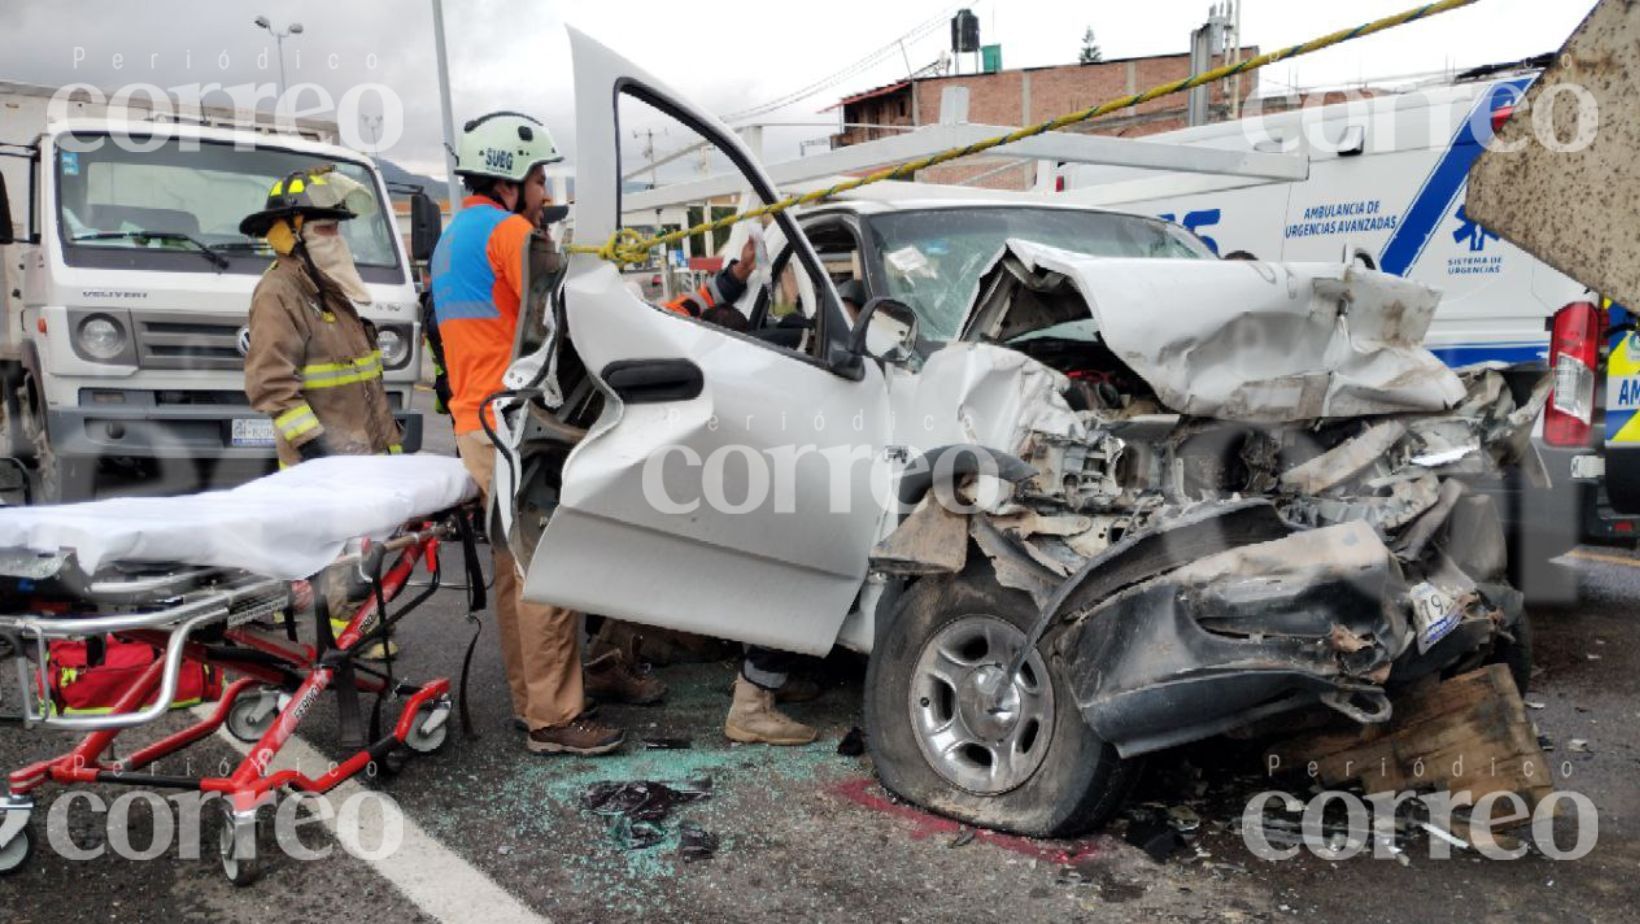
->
xmin=611 ymin=79 xmax=857 ymax=375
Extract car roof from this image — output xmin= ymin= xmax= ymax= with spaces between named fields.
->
xmin=798 ymin=193 xmax=1148 ymax=221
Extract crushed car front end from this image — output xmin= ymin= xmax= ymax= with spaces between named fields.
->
xmin=872 ymin=240 xmax=1541 ymax=781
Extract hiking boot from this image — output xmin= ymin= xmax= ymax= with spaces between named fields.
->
xmin=725 ymin=676 xmax=817 ymax=746
xmin=722 ymin=675 xmax=823 ymax=703
xmin=776 ymin=676 xmax=823 ymax=704
xmin=584 ymin=645 xmax=667 ymax=706
xmin=526 ymin=716 xmax=625 ymax=756
xmin=513 ymin=700 xmax=598 ymax=731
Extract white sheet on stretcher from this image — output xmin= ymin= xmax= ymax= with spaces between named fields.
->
xmin=0 ymin=454 xmax=478 ymax=580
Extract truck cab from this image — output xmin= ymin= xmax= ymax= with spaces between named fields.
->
xmin=0 ymin=120 xmax=426 ymax=500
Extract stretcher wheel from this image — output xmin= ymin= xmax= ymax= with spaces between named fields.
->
xmin=0 ymin=826 xmax=32 ymax=876
xmin=214 ymin=803 xmax=262 ymax=887
xmin=403 ymin=699 xmax=452 ymax=755
xmin=226 ymin=687 xmax=282 ymax=744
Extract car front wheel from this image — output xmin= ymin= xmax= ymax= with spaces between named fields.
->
xmin=864 ymin=570 xmax=1136 ymax=837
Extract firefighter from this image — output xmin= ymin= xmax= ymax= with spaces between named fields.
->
xmin=240 ymin=166 xmax=403 ymax=657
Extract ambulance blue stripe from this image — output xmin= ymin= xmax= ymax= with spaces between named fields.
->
xmin=1378 ymin=77 xmax=1533 ymax=277
xmin=1607 ymin=408 xmax=1634 ymax=441
xmin=1427 ymin=341 xmax=1548 ymax=368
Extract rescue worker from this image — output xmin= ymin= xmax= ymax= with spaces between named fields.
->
xmin=660 ymin=236 xmax=758 ymax=319
xmin=432 ymin=111 xmax=654 ymax=755
xmin=694 ymin=299 xmax=820 ymax=746
xmin=240 ymin=166 xmax=402 ymax=657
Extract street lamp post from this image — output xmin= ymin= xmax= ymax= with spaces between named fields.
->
xmin=253 ymin=16 xmax=304 ymax=98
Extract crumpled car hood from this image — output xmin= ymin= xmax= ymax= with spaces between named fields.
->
xmin=957 ymin=239 xmax=1468 ymax=423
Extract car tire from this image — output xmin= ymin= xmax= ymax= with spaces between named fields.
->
xmin=864 ymin=569 xmax=1136 ymax=838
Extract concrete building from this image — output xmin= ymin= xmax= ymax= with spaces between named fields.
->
xmin=827 ymin=49 xmax=1260 ymax=190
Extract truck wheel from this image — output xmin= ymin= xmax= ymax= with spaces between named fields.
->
xmin=864 ymin=572 xmax=1136 ymax=837
xmin=8 ymin=374 xmax=58 ymax=503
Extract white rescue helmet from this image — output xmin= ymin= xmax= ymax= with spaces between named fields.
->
xmin=455 ymin=111 xmax=562 ymax=184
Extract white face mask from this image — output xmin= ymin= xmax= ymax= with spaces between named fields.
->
xmin=300 ymin=221 xmax=373 ymax=305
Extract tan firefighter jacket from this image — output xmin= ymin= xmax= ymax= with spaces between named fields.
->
xmin=244 ymin=256 xmax=402 ymax=468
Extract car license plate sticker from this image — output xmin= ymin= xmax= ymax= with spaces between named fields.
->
xmin=231 ymin=418 xmax=276 ymax=447
xmin=1409 ymin=582 xmax=1460 ymax=654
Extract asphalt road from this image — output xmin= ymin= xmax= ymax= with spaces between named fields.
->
xmin=3 ymin=392 xmax=1638 ymax=922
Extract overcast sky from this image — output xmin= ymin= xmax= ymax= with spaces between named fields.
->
xmin=0 ymin=0 xmax=1598 ymax=181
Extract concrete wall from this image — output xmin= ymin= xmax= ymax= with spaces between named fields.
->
xmin=836 ymin=51 xmax=1260 ymax=191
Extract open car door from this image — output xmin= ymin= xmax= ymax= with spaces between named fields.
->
xmin=498 ymin=29 xmax=892 ymax=655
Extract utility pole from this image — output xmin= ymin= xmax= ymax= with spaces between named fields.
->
xmin=1230 ymin=1 xmax=1243 ymax=120
xmin=634 ymin=128 xmax=664 ymax=191
xmin=252 ymin=16 xmax=303 ymax=99
xmin=430 ymin=0 xmax=463 ymax=215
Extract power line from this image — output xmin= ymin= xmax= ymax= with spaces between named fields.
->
xmin=721 ymin=3 xmax=960 ymax=123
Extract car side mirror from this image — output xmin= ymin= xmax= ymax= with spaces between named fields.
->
xmin=409 ymin=191 xmax=441 ymax=263
xmin=849 ymin=296 xmax=919 ymax=364
xmin=0 ymin=173 xmax=14 ymax=246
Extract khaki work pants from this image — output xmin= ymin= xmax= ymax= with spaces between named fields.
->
xmin=455 ymin=431 xmax=583 ymax=730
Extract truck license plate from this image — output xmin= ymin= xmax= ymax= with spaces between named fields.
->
xmin=231 ymin=418 xmax=276 ymax=447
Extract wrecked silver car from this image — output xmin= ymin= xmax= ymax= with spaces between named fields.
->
xmin=495 ymin=30 xmax=1541 ymax=838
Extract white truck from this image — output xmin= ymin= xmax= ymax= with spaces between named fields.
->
xmin=0 ymin=100 xmax=439 ymax=501
xmin=1055 ymin=60 xmax=1626 ymax=595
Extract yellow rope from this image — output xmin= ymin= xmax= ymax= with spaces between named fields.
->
xmin=571 ymin=0 xmax=1481 ymax=265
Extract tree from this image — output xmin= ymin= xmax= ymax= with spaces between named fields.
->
xmin=1079 ymin=27 xmax=1103 ymax=65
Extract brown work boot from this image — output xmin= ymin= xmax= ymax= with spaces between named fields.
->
xmin=526 ymin=716 xmax=626 ymax=756
xmin=776 ymin=676 xmax=823 ymax=704
xmin=722 ymin=675 xmax=823 ymax=703
xmin=725 ymin=676 xmax=817 ymax=746
xmin=514 ymin=700 xmax=598 ymax=731
xmin=584 ymin=645 xmax=668 ymax=706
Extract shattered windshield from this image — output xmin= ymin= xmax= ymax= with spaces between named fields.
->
xmin=56 ymin=133 xmax=401 ymax=276
xmin=866 ymin=207 xmax=1212 ymax=342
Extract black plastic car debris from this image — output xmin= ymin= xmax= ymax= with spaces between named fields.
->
xmin=610 ymin=817 xmax=667 ymax=851
xmin=1124 ymin=818 xmax=1186 ymax=863
xmin=582 ymin=778 xmax=712 ymax=823
xmin=583 ymin=779 xmax=714 ymax=851
xmin=678 ymin=820 xmax=720 ymax=862
xmin=837 ymin=726 xmax=866 ymax=756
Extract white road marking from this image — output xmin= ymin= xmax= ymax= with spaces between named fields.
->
xmin=206 ymin=716 xmax=548 ymax=924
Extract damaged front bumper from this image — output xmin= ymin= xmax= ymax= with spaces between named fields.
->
xmin=1055 ymin=520 xmax=1412 ymax=758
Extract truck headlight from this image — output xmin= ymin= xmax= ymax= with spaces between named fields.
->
xmin=77 ymin=315 xmax=128 ymax=361
xmin=377 ymin=326 xmax=411 ymax=369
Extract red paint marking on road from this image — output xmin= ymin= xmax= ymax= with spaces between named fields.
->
xmin=828 ymin=776 xmax=1105 ymax=864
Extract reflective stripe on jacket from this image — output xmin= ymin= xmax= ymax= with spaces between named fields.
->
xmin=244 ymin=256 xmax=403 ymax=468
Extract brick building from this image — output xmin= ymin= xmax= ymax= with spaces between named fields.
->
xmin=828 ymin=49 xmax=1260 ymax=189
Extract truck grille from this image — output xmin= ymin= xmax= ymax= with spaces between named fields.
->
xmin=132 ymin=312 xmax=247 ymax=371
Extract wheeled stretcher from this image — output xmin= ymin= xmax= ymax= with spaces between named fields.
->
xmin=0 ymin=455 xmax=483 ymax=884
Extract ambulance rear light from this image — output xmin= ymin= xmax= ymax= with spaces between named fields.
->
xmin=1546 ymin=301 xmax=1603 ymax=447
xmin=1491 ymin=104 xmax=1517 ymax=134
